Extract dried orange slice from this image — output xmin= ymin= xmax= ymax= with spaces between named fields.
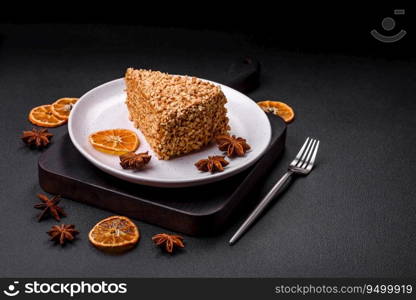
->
xmin=51 ymin=98 xmax=78 ymax=120
xmin=88 ymin=216 xmax=139 ymax=253
xmin=29 ymin=105 xmax=67 ymax=127
xmin=257 ymin=101 xmax=295 ymax=123
xmin=89 ymin=129 xmax=139 ymax=155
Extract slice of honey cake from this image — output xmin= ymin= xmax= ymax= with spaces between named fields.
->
xmin=125 ymin=68 xmax=229 ymax=160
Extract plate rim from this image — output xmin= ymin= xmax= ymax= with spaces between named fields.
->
xmin=68 ymin=77 xmax=271 ymax=187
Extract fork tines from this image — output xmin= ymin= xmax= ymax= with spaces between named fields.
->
xmin=290 ymin=137 xmax=320 ymax=173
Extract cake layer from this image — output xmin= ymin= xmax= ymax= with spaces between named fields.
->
xmin=125 ymin=68 xmax=229 ymax=159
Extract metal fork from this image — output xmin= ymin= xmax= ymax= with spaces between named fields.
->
xmin=229 ymin=137 xmax=320 ymax=245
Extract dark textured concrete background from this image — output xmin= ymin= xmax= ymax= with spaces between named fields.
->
xmin=0 ymin=24 xmax=415 ymax=277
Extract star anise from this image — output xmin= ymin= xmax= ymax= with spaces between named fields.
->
xmin=21 ymin=128 xmax=53 ymax=148
xmin=34 ymin=194 xmax=66 ymax=222
xmin=47 ymin=224 xmax=79 ymax=245
xmin=215 ymin=135 xmax=251 ymax=157
xmin=119 ymin=151 xmax=151 ymax=170
xmin=152 ymin=233 xmax=185 ymax=254
xmin=195 ymin=155 xmax=229 ymax=173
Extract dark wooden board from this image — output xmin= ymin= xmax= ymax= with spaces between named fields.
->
xmin=38 ymin=58 xmax=284 ymax=236
xmin=38 ymin=115 xmax=286 ymax=236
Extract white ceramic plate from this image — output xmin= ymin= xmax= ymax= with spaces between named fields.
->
xmin=68 ymin=78 xmax=271 ymax=187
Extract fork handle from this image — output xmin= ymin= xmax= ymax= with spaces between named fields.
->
xmin=229 ymin=170 xmax=294 ymax=245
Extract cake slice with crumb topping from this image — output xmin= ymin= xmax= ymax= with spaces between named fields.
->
xmin=125 ymin=68 xmax=229 ymax=160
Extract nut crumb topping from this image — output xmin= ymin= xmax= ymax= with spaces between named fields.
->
xmin=125 ymin=68 xmax=221 ymax=116
xmin=125 ymin=68 xmax=230 ymax=160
